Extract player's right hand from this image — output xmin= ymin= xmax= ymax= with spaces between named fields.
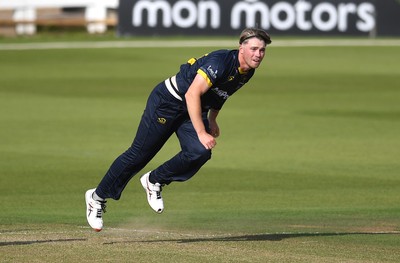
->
xmin=198 ymin=132 xmax=217 ymax=150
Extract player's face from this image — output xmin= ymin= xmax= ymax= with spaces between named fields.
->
xmin=239 ymin=38 xmax=266 ymax=70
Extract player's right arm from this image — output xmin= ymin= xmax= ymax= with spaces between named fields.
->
xmin=185 ymin=74 xmax=217 ymax=150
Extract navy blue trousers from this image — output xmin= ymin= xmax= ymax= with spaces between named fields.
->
xmin=95 ymin=81 xmax=212 ymax=200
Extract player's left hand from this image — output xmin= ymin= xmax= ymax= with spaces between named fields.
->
xmin=209 ymin=119 xmax=220 ymax=138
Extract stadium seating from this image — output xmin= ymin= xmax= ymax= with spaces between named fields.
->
xmin=0 ymin=0 xmax=117 ymax=35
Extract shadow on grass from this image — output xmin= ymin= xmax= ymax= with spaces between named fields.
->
xmin=4 ymin=232 xmax=397 ymax=246
xmin=104 ymin=231 xmax=399 ymax=245
xmin=174 ymin=232 xmax=398 ymax=243
xmin=0 ymin=238 xmax=87 ymax=247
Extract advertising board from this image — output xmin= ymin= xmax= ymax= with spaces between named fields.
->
xmin=117 ymin=0 xmax=400 ymax=36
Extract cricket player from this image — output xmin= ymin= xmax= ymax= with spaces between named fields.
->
xmin=85 ymin=27 xmax=271 ymax=231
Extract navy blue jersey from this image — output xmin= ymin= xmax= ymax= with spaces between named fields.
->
xmin=175 ymin=49 xmax=255 ymax=111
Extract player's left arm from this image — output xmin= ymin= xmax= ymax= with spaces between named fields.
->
xmin=208 ymin=109 xmax=220 ymax=138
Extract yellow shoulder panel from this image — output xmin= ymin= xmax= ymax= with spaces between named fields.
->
xmin=197 ymin=69 xmax=213 ymax=87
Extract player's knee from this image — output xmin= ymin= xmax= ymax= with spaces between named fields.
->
xmin=184 ymin=147 xmax=211 ymax=165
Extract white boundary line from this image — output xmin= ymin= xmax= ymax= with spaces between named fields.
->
xmin=0 ymin=39 xmax=400 ymax=50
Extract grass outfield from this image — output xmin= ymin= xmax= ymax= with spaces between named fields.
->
xmin=1 ymin=38 xmax=400 ymax=262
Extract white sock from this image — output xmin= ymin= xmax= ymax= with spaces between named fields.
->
xmin=92 ymin=191 xmax=105 ymax=202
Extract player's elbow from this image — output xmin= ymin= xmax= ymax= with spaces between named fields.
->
xmin=184 ymin=89 xmax=197 ymax=102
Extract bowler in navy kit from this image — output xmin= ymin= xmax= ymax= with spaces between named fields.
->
xmin=85 ymin=28 xmax=272 ymax=231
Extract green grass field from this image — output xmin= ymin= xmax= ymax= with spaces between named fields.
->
xmin=1 ymin=37 xmax=400 ymax=262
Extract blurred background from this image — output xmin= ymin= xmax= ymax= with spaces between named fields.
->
xmin=1 ymin=0 xmax=400 ymax=38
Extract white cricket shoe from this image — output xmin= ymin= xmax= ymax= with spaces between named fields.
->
xmin=140 ymin=172 xmax=164 ymax=213
xmin=85 ymin=189 xmax=106 ymax=232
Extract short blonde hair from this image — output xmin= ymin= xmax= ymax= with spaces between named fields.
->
xmin=239 ymin=28 xmax=272 ymax=45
